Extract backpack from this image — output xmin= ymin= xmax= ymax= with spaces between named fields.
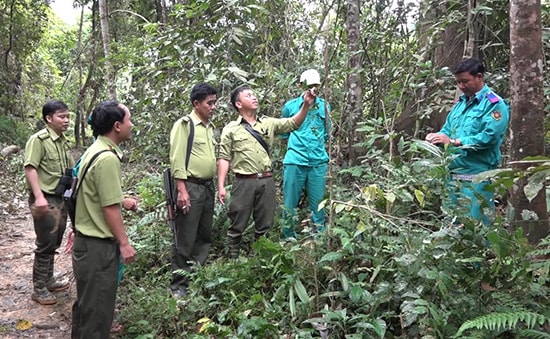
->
xmin=64 ymin=150 xmax=111 ymax=228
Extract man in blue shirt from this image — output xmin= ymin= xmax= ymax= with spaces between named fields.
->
xmin=425 ymin=58 xmax=510 ymax=224
xmin=281 ymin=69 xmax=331 ymax=239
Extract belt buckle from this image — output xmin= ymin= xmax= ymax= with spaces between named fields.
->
xmin=257 ymin=172 xmax=264 ymax=178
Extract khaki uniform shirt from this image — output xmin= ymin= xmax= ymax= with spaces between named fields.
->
xmin=218 ymin=115 xmax=297 ymax=174
xmin=170 ymin=111 xmax=216 ymax=180
xmin=24 ymin=126 xmax=74 ymax=194
xmin=75 ymin=136 xmax=123 ymax=238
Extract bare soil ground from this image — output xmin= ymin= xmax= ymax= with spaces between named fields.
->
xmin=0 ymin=198 xmax=73 ymax=338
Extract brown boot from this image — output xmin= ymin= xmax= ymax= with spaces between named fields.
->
xmin=31 ymin=287 xmax=57 ymax=305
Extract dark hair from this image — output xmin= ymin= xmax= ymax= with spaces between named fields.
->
xmin=230 ymin=85 xmax=251 ymax=110
xmin=190 ymin=83 xmax=217 ymax=104
xmin=42 ymin=100 xmax=69 ymax=122
xmin=453 ymin=58 xmax=485 ymax=76
xmin=89 ymin=100 xmax=126 ymax=136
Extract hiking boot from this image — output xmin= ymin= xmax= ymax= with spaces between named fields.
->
xmin=170 ymin=286 xmax=187 ymax=298
xmin=46 ymin=277 xmax=70 ymax=291
xmin=31 ymin=287 xmax=57 ymax=305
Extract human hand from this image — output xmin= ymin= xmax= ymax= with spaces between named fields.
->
xmin=218 ymin=187 xmax=226 ymax=205
xmin=177 ymin=190 xmax=191 ymax=214
xmin=30 ymin=197 xmax=51 ymax=219
xmin=122 ymin=197 xmax=138 ymax=212
xmin=119 ymin=242 xmax=137 ymax=264
xmin=64 ymin=229 xmax=74 ymax=254
xmin=425 ymin=133 xmax=451 ymax=145
xmin=303 ymin=88 xmax=316 ymax=108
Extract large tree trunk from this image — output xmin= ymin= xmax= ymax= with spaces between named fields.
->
xmin=508 ymin=0 xmax=548 ymax=244
xmin=344 ymin=0 xmax=362 ymax=166
xmin=98 ymin=0 xmax=116 ymax=99
xmin=395 ymin=0 xmax=465 ymax=137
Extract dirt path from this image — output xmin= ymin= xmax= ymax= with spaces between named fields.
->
xmin=0 ymin=204 xmax=73 ymax=338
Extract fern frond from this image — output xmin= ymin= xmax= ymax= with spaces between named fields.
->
xmin=454 ymin=311 xmax=548 ymax=337
xmin=516 ymin=329 xmax=550 ymax=339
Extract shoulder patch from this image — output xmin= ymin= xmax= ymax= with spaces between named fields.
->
xmin=486 ymin=92 xmax=500 ymax=104
xmin=37 ymin=130 xmax=50 ymax=140
xmin=181 ymin=115 xmax=190 ymax=122
xmin=491 ymin=110 xmax=502 ymax=121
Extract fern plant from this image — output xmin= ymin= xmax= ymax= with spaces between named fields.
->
xmin=454 ymin=311 xmax=549 ymax=338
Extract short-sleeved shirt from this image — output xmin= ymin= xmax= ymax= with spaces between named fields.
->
xmin=439 ymin=84 xmax=510 ymax=174
xmin=75 ymin=136 xmax=124 ymax=238
xmin=281 ymin=95 xmax=331 ymax=166
xmin=24 ymin=126 xmax=75 ymax=194
xmin=170 ymin=111 xmax=216 ymax=180
xmin=218 ymin=115 xmax=297 ymax=174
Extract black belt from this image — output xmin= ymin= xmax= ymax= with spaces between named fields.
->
xmin=185 ymin=177 xmax=213 ymax=185
xmin=75 ymin=231 xmax=115 ymax=242
xmin=235 ymin=171 xmax=273 ymax=179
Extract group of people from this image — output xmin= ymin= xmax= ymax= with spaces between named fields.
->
xmin=23 ymin=68 xmax=332 ymax=336
xmin=25 ymin=100 xmax=138 ymax=337
xmin=22 ymin=58 xmax=509 ymax=338
xmin=168 ymin=69 xmax=332 ymax=296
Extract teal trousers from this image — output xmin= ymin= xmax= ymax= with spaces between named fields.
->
xmin=282 ymin=163 xmax=328 ymax=239
xmin=445 ymin=178 xmax=494 ymax=225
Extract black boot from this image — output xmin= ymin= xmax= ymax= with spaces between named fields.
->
xmin=32 ymin=255 xmax=56 ymax=305
xmin=45 ymin=254 xmax=69 ymax=292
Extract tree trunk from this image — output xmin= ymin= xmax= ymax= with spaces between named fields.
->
xmin=508 ymin=0 xmax=548 ymax=244
xmin=155 ymin=0 xmax=168 ymax=24
xmin=98 ymin=0 xmax=116 ymax=99
xmin=345 ymin=0 xmax=362 ymax=166
xmin=395 ymin=0 xmax=465 ymax=137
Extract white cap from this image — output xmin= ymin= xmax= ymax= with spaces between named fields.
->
xmin=299 ymin=69 xmax=321 ymax=86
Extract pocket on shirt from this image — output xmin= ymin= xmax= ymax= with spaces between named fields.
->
xmin=463 ymin=111 xmax=484 ymax=135
xmin=233 ymin=136 xmax=250 ymax=151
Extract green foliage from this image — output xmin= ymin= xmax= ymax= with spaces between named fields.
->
xmin=454 ymin=311 xmax=549 ymax=337
xmin=0 ymin=116 xmax=30 ymax=146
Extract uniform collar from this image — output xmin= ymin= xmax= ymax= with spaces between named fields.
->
xmin=460 ymin=84 xmax=489 ymax=103
xmin=96 ymin=135 xmax=123 ymax=159
xmin=189 ymin=110 xmax=214 ymax=128
xmin=237 ymin=115 xmax=263 ymax=124
xmin=45 ymin=126 xmax=65 ymax=141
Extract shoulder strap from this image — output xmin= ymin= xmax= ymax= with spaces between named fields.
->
xmin=75 ymin=149 xmax=114 ymax=198
xmin=185 ymin=116 xmax=195 ymax=170
xmin=241 ymin=120 xmax=269 ymax=154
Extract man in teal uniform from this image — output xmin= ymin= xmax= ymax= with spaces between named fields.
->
xmin=24 ymin=100 xmax=75 ymax=305
xmin=217 ymin=85 xmax=315 ymax=258
xmin=426 ymin=58 xmax=510 ymax=224
xmin=71 ymin=100 xmax=138 ymax=339
xmin=281 ymin=69 xmax=331 ymax=239
xmin=169 ymin=83 xmax=217 ymax=297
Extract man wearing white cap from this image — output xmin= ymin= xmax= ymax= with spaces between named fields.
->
xmin=280 ymin=69 xmax=331 ymax=239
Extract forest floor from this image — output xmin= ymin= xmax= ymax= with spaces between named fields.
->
xmin=0 ymin=197 xmax=73 ymax=338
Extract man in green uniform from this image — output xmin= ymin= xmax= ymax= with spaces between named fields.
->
xmin=169 ymin=83 xmax=218 ymax=297
xmin=281 ymin=69 xmax=332 ymax=239
xmin=24 ymin=100 xmax=75 ymax=305
xmin=217 ymin=85 xmax=315 ymax=258
xmin=425 ymin=58 xmax=510 ymax=224
xmin=71 ymin=100 xmax=137 ymax=339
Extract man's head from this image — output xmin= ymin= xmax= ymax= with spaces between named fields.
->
xmin=453 ymin=58 xmax=485 ymax=98
xmin=190 ymin=83 xmax=217 ymax=122
xmin=90 ymin=100 xmax=133 ymax=143
xmin=42 ymin=100 xmax=70 ymax=135
xmin=230 ymin=85 xmax=258 ymax=112
xmin=299 ymin=69 xmax=321 ymax=88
